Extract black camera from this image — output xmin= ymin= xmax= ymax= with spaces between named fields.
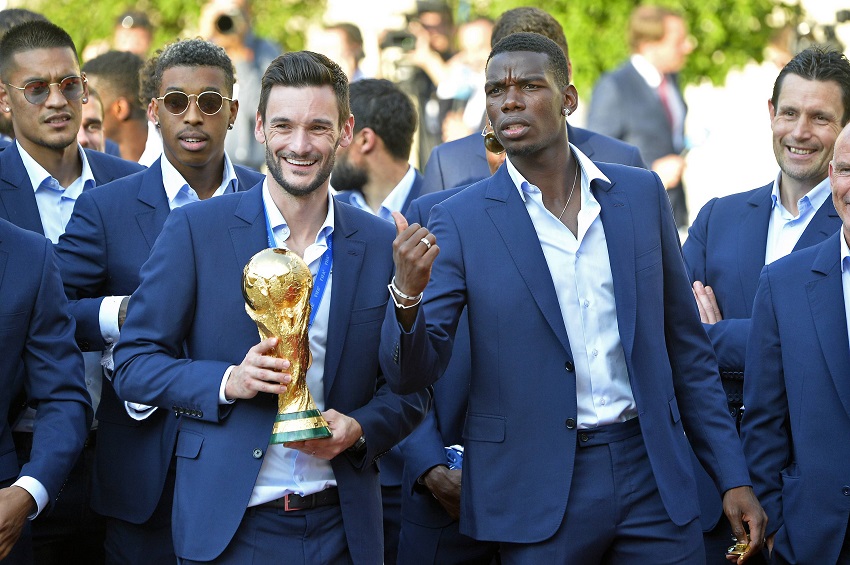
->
xmin=380 ymin=29 xmax=416 ymax=52
xmin=838 ymin=10 xmax=850 ymax=23
xmin=215 ymin=10 xmax=243 ymax=35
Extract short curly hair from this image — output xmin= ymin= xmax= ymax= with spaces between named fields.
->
xmin=487 ymin=32 xmax=569 ymax=90
xmin=146 ymin=38 xmax=235 ymax=100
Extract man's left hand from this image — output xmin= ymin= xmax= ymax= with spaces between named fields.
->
xmin=286 ymin=409 xmax=362 ymax=460
xmin=693 ymin=281 xmax=723 ymax=324
xmin=722 ymin=486 xmax=767 ymax=564
xmin=0 ymin=486 xmax=35 ymax=560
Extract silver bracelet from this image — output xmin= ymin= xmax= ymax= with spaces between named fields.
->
xmin=388 ymin=277 xmax=423 ymax=309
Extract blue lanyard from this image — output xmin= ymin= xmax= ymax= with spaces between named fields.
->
xmin=264 ymin=206 xmax=333 ymax=329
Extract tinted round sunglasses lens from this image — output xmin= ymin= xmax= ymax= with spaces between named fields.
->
xmin=162 ymin=92 xmax=190 ymax=115
xmin=197 ymin=92 xmax=224 ymax=115
xmin=58 ymin=77 xmax=84 ymax=101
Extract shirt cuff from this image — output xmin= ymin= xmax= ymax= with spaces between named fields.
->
xmin=124 ymin=401 xmax=157 ymax=420
xmin=12 ymin=476 xmax=47 ymax=519
xmin=220 ymin=366 xmax=236 ymax=405
xmin=99 ymin=295 xmax=127 ymax=343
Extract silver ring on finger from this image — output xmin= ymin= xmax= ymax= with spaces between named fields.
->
xmin=419 ymin=237 xmax=432 ymax=250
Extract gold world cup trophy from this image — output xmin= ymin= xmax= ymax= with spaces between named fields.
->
xmin=242 ymin=248 xmax=332 ymax=444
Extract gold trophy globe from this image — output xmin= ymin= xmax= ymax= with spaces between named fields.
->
xmin=242 ymin=247 xmax=331 ymax=444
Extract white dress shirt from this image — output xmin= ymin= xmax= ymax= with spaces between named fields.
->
xmin=14 ymin=142 xmax=97 ymax=518
xmin=137 ymin=120 xmax=163 ymax=167
xmin=224 ymin=181 xmax=338 ymax=506
xmin=840 ymin=229 xmax=850 ymax=347
xmin=764 ymin=174 xmax=830 ymax=265
xmin=506 ymin=147 xmax=637 ymax=428
xmin=338 ymin=165 xmax=416 ymax=222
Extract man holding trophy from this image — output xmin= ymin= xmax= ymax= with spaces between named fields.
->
xmin=113 ymin=51 xmax=429 ymax=564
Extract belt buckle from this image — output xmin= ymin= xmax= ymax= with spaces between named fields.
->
xmin=283 ymin=493 xmax=297 ymax=512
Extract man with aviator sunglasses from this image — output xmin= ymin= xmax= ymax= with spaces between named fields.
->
xmin=55 ymin=38 xmax=263 ymax=564
xmin=0 ymin=20 xmax=144 ymax=565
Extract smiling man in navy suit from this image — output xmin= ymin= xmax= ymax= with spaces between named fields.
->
xmin=382 ymin=32 xmax=765 ymax=564
xmin=682 ymin=47 xmax=850 ymax=563
xmin=741 ymin=122 xmax=850 ymax=564
xmin=113 ymin=51 xmax=429 ymax=564
xmin=54 ymin=39 xmax=263 ymax=564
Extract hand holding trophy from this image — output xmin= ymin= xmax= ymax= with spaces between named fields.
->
xmin=242 ymin=248 xmax=332 ymax=444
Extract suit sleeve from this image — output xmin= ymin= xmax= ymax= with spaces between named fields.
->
xmin=587 ymin=73 xmax=626 ymax=142
xmin=740 ymin=267 xmax=787 ymax=535
xmin=54 ymin=191 xmax=110 ymax=349
xmin=683 ymin=198 xmax=749 ymax=371
xmin=380 ymin=202 xmax=466 ymax=395
xmin=113 ymin=207 xmax=231 ymax=423
xmin=656 ymin=174 xmax=751 ymax=494
xmin=21 ymin=241 xmax=92 ymax=499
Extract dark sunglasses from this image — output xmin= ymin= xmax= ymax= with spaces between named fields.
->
xmin=156 ymin=91 xmax=233 ymax=116
xmin=481 ymin=125 xmax=505 ymax=155
xmin=5 ymin=75 xmax=85 ymax=105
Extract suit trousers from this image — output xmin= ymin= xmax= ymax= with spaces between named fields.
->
xmin=383 ymin=484 xmax=401 ymax=565
xmin=499 ymin=419 xmax=704 ymax=565
xmin=103 ymin=461 xmax=176 ymax=565
xmin=397 ymin=513 xmax=499 ymax=565
xmin=178 ymin=503 xmax=351 ymax=565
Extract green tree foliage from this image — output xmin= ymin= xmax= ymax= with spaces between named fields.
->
xmin=27 ymin=0 xmax=325 ymax=60
xmin=475 ymin=0 xmax=802 ymax=97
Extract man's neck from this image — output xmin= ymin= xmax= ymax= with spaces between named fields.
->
xmin=172 ymin=155 xmax=226 ymax=200
xmin=115 ymin=119 xmax=149 ymax=162
xmin=361 ymin=158 xmax=409 ymax=213
xmin=19 ymin=140 xmax=82 ymax=188
xmin=511 ymin=140 xmax=573 ymax=199
xmin=778 ymin=174 xmax=824 ymax=216
xmin=268 ymin=180 xmax=329 ymax=258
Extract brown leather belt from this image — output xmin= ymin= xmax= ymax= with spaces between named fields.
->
xmin=255 ymin=487 xmax=339 ymax=512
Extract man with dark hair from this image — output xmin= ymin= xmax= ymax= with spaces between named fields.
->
xmin=55 ymin=37 xmax=262 ymax=565
xmin=83 ymin=50 xmax=161 ymax=164
xmin=334 ymin=78 xmax=421 ymax=217
xmin=0 ymin=19 xmax=143 ymax=565
xmin=331 ymin=77 xmax=420 ymax=564
xmin=588 ymin=5 xmax=694 ymax=229
xmin=383 ymin=32 xmax=765 ymax=563
xmin=0 ymin=8 xmax=47 ymax=145
xmin=112 ymin=51 xmax=429 ymax=563
xmin=683 ymin=46 xmax=850 ymax=564
xmin=421 ymin=6 xmax=644 ymax=195
xmin=0 ymin=219 xmax=91 ymax=565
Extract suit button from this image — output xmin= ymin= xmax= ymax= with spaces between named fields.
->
xmin=565 ymin=361 xmax=575 ymax=372
xmin=252 ymin=449 xmax=264 ymax=459
xmin=579 ymin=433 xmax=589 ymax=442
xmin=565 ymin=418 xmax=576 ymax=429
xmin=843 ymin=486 xmax=850 ymax=496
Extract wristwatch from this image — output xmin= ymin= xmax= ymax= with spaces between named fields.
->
xmin=347 ymin=434 xmax=366 ymax=453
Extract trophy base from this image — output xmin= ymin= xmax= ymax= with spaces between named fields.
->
xmin=270 ymin=409 xmax=332 ymax=444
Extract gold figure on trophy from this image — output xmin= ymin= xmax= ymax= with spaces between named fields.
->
xmin=242 ymin=248 xmax=331 ymax=444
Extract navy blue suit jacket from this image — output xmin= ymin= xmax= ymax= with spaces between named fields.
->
xmin=683 ymin=183 xmax=838 ymax=531
xmin=381 ymin=163 xmax=750 ymax=542
xmin=0 ymin=143 xmax=144 ymax=235
xmin=420 ymin=124 xmax=646 ymax=194
xmin=0 ymin=219 xmax=91 ymax=502
xmin=742 ymin=231 xmax=850 ymax=564
xmin=334 ymin=169 xmax=424 ymax=221
xmin=53 ymin=158 xmax=263 ymax=523
xmin=112 ymin=186 xmax=429 ymax=562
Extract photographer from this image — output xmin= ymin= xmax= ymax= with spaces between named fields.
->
xmin=200 ymin=0 xmax=278 ymax=171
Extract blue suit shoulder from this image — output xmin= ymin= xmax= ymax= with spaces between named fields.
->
xmin=85 ymin=148 xmax=145 ymax=176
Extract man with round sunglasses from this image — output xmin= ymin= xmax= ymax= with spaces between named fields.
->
xmin=55 ymin=38 xmax=263 ymax=565
xmin=0 ymin=20 xmax=144 ymax=565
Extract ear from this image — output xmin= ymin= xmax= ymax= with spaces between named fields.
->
xmin=114 ymin=97 xmax=132 ymax=121
xmin=147 ymin=99 xmax=157 ymax=124
xmin=768 ymin=98 xmax=776 ymax=121
xmin=0 ymin=83 xmax=11 ymax=114
xmin=358 ymin=127 xmax=378 ymax=154
xmin=562 ymin=84 xmax=578 ymax=117
xmin=254 ymin=110 xmax=265 ymax=144
xmin=337 ymin=113 xmax=355 ymax=149
xmin=227 ymin=98 xmax=239 ymax=126
xmin=81 ymin=72 xmax=90 ymax=104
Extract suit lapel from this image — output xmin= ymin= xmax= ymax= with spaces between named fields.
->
xmin=807 ymin=233 xmax=850 ymax=419
xmin=135 ymin=161 xmax=171 ymax=250
xmin=796 ymin=197 xmax=840 ymax=250
xmin=738 ymin=185 xmax=772 ymax=307
xmin=400 ymin=170 xmax=423 ymax=215
xmin=595 ymin=177 xmax=637 ymax=359
xmin=0 ymin=145 xmax=44 ymax=235
xmin=323 ymin=201 xmax=365 ymax=397
xmin=485 ymin=168 xmax=572 ymax=356
xmin=229 ymin=186 xmax=267 ymax=272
